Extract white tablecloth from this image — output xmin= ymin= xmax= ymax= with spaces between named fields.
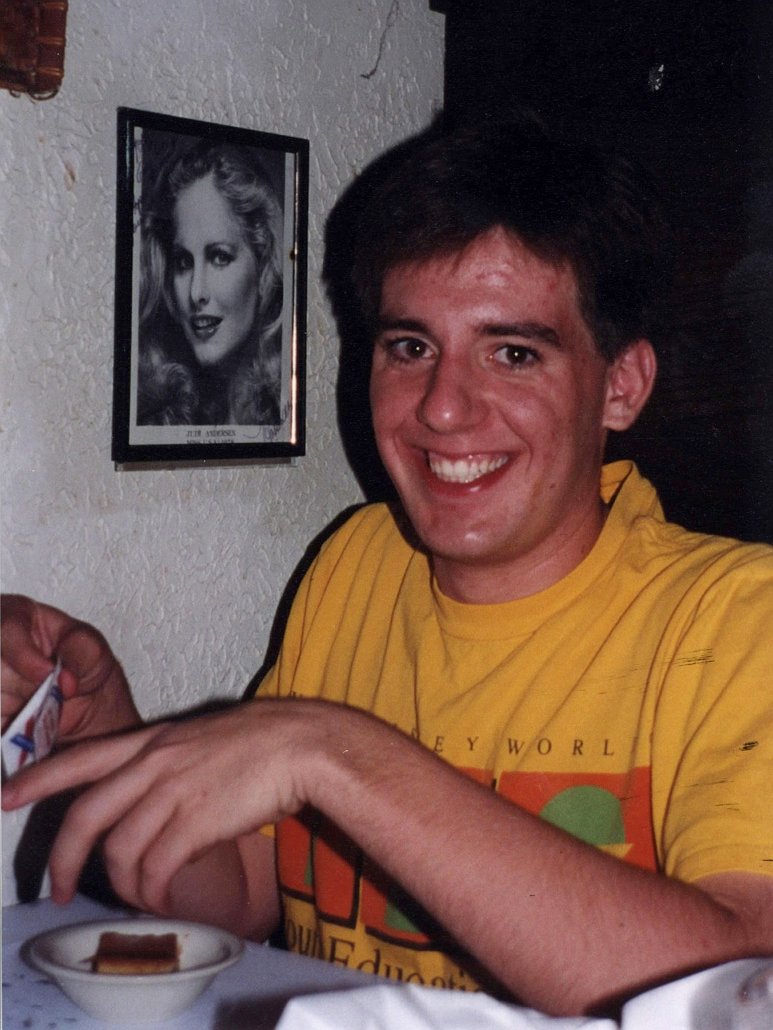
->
xmin=2 ymin=895 xmax=371 ymax=1029
xmin=4 ymin=896 xmax=770 ymax=1029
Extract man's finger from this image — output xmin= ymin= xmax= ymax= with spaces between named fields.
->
xmin=102 ymin=787 xmax=192 ymax=911
xmin=1 ymin=620 xmax=54 ymax=691
xmin=56 ymin=624 xmax=113 ymax=693
xmin=1 ymin=725 xmax=164 ymax=810
xmin=135 ymin=806 xmax=219 ymax=913
xmin=47 ymin=752 xmax=166 ymax=904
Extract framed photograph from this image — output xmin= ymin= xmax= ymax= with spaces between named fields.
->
xmin=112 ymin=107 xmax=308 ymax=464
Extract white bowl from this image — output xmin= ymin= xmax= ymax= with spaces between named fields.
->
xmin=26 ymin=917 xmax=244 ymax=1023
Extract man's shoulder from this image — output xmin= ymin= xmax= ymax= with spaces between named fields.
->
xmin=293 ymin=503 xmax=430 ymax=622
xmin=664 ymin=523 xmax=773 ymax=588
xmin=609 ymin=461 xmax=773 ymax=579
xmin=623 ymin=514 xmax=773 ymax=628
xmin=316 ymin=502 xmax=419 ymax=571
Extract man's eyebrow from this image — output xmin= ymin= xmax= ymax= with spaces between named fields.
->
xmin=481 ymin=322 xmax=561 ymax=347
xmin=376 ymin=317 xmax=428 ymax=335
xmin=376 ymin=317 xmax=561 ymax=347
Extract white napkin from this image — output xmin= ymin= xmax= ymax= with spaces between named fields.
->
xmin=276 ymin=983 xmax=617 ymax=1029
xmin=620 ymin=958 xmax=773 ymax=1030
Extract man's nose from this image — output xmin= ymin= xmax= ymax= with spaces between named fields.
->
xmin=417 ymin=354 xmax=486 ymax=432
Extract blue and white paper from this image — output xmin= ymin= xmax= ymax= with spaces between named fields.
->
xmin=1 ymin=659 xmax=63 ymax=777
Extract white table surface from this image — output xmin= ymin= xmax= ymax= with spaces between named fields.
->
xmin=4 ymin=895 xmax=771 ymax=1029
xmin=2 ymin=895 xmax=374 ymax=1029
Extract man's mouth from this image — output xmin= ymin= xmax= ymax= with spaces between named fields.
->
xmin=427 ymin=454 xmax=509 ymax=484
xmin=190 ymin=316 xmax=222 ymax=340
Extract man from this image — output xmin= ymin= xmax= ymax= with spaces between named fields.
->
xmin=3 ymin=115 xmax=772 ymax=1017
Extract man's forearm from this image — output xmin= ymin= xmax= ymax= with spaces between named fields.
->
xmin=305 ymin=709 xmax=772 ymax=1015
xmin=4 ymin=695 xmax=768 ymax=1012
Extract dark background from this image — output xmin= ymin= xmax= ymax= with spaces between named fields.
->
xmin=428 ymin=0 xmax=773 ymax=543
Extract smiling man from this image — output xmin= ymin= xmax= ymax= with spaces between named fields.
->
xmin=3 ymin=115 xmax=773 ymax=1017
xmin=369 ymin=228 xmax=654 ymax=603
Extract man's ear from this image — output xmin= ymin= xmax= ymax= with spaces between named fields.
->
xmin=602 ymin=338 xmax=657 ymax=432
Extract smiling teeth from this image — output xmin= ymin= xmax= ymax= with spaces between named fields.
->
xmin=429 ymin=455 xmax=508 ymax=484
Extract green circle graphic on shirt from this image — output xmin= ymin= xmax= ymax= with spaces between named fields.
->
xmin=539 ymin=786 xmax=626 ymax=845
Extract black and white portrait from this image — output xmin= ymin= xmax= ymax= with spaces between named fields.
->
xmin=113 ymin=109 xmax=307 ymax=463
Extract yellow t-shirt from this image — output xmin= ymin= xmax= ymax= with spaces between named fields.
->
xmin=260 ymin=461 xmax=773 ymax=989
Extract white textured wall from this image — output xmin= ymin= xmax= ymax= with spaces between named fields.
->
xmin=1 ymin=0 xmax=444 ymax=903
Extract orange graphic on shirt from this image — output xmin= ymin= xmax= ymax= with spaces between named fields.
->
xmin=277 ymin=764 xmax=656 ymax=950
xmin=497 ymin=766 xmax=656 ymax=870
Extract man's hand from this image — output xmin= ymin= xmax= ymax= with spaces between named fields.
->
xmin=1 ymin=594 xmax=141 ymax=742
xmin=4 ymin=686 xmax=771 ymax=1014
xmin=1 ymin=697 xmax=328 ymax=914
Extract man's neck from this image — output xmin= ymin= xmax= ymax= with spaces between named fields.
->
xmin=432 ymin=500 xmax=610 ymax=605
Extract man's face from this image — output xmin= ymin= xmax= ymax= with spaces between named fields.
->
xmin=370 ymin=227 xmax=621 ymax=603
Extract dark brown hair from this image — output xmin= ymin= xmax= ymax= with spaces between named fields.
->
xmin=330 ymin=112 xmax=670 ymax=363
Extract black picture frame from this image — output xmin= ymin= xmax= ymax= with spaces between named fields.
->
xmin=112 ymin=107 xmax=308 ymax=465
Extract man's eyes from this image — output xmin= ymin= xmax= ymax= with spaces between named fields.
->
xmin=492 ymin=344 xmax=540 ymax=369
xmin=383 ymin=337 xmax=433 ymax=361
xmin=378 ymin=338 xmax=541 ymax=368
